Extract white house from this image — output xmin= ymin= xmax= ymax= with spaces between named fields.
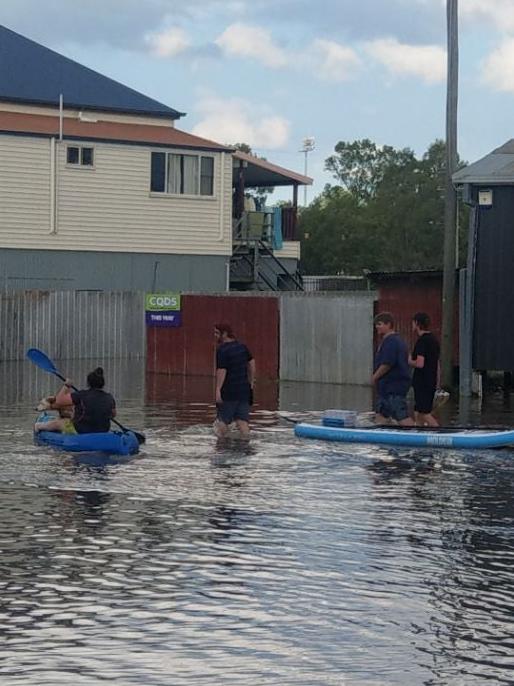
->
xmin=0 ymin=25 xmax=311 ymax=292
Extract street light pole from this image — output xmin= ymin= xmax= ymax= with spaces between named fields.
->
xmin=300 ymin=137 xmax=315 ymax=206
xmin=441 ymin=0 xmax=459 ymax=389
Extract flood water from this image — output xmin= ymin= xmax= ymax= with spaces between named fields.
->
xmin=2 ymin=359 xmax=514 ymax=685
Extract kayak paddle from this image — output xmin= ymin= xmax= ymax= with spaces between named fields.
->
xmin=26 ymin=348 xmax=146 ymax=444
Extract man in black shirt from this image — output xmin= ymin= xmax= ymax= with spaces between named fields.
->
xmin=408 ymin=312 xmax=440 ymax=426
xmin=214 ymin=322 xmax=255 ymax=439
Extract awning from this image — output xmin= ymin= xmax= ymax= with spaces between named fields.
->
xmin=232 ymin=150 xmax=313 ymax=188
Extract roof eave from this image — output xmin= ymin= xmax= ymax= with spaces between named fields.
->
xmin=0 ymin=95 xmax=186 ymax=120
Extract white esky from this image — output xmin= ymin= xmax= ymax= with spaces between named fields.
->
xmin=1 ymin=0 xmax=514 ymax=203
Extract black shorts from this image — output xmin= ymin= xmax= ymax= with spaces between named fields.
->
xmin=414 ymin=386 xmax=436 ymax=414
xmin=217 ymin=400 xmax=250 ymax=424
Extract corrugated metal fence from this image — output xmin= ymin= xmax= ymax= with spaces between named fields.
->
xmin=0 ymin=290 xmax=144 ymax=361
xmin=280 ymin=292 xmax=376 ymax=385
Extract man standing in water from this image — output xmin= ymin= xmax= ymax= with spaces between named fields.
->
xmin=214 ymin=323 xmax=255 ymax=439
xmin=409 ymin=312 xmax=440 ymax=427
xmin=372 ymin=312 xmax=414 ymax=426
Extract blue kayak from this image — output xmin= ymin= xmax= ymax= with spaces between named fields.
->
xmin=294 ymin=423 xmax=514 ymax=449
xmin=34 ymin=414 xmax=139 ymax=455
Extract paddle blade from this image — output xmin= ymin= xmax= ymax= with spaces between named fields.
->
xmin=133 ymin=431 xmax=146 ymax=445
xmin=26 ymin=348 xmax=58 ymax=374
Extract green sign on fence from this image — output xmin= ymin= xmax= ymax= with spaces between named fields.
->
xmin=145 ymin=292 xmax=181 ymax=327
xmin=145 ymin=293 xmax=181 ymax=311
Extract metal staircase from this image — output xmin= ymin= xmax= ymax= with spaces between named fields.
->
xmin=230 ymin=240 xmax=304 ymax=292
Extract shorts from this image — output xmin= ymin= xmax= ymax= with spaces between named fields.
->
xmin=217 ymin=400 xmax=250 ymax=425
xmin=376 ymin=394 xmax=409 ymax=422
xmin=62 ymin=418 xmax=78 ymax=435
xmin=413 ymin=386 xmax=436 ymax=414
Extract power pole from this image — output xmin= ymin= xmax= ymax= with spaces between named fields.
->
xmin=441 ymin=0 xmax=459 ymax=389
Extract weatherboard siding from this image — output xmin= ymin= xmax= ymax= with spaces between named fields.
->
xmin=0 ymin=134 xmax=232 ymax=256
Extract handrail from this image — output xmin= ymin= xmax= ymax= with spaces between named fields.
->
xmin=257 ymin=240 xmax=304 ymax=290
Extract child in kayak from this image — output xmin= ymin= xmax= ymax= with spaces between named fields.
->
xmin=34 ymin=367 xmax=116 ymax=434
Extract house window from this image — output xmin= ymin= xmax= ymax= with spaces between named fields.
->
xmin=150 ymin=152 xmax=214 ymax=196
xmin=67 ymin=146 xmax=94 ymax=167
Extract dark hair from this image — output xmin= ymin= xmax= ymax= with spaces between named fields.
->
xmin=87 ymin=367 xmax=105 ymax=389
xmin=413 ymin=312 xmax=430 ymax=330
xmin=215 ymin=322 xmax=234 ymax=338
xmin=374 ymin=312 xmax=395 ymax=327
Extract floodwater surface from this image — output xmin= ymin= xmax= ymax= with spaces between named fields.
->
xmin=1 ymin=360 xmax=514 ymax=685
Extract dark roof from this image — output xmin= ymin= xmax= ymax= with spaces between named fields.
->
xmin=453 ymin=139 xmax=514 ymax=185
xmin=233 ymin=150 xmax=313 ymax=187
xmin=0 ymin=25 xmax=185 ymax=119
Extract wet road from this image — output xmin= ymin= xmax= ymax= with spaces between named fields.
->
xmin=1 ymin=360 xmax=514 ymax=685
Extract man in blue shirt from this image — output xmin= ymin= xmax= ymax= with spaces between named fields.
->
xmin=214 ymin=322 xmax=256 ymax=439
xmin=372 ymin=312 xmax=414 ymax=426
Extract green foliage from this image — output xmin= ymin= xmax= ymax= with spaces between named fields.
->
xmin=301 ymin=138 xmax=468 ymax=275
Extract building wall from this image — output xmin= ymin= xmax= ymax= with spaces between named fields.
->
xmin=0 ymin=134 xmax=233 ymax=256
xmin=0 ymin=248 xmax=228 ymax=291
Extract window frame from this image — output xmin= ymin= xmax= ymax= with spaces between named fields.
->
xmin=66 ymin=145 xmax=95 ymax=169
xmin=150 ymin=150 xmax=216 ymax=198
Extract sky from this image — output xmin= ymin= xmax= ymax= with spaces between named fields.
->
xmin=2 ymin=0 xmax=514 ymax=202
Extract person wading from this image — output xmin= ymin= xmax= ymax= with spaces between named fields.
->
xmin=372 ymin=312 xmax=414 ymax=426
xmin=408 ymin=312 xmax=441 ymax=427
xmin=214 ymin=323 xmax=255 ymax=440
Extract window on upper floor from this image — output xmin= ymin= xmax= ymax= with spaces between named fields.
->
xmin=151 ymin=152 xmax=214 ymax=196
xmin=67 ymin=146 xmax=94 ymax=167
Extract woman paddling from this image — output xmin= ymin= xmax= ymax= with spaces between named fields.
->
xmin=35 ymin=367 xmax=116 ymax=434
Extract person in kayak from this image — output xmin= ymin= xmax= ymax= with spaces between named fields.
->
xmin=34 ymin=367 xmax=116 ymax=434
xmin=372 ymin=312 xmax=415 ymax=426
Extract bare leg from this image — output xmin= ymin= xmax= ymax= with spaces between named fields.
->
xmin=235 ymin=419 xmax=250 ymax=440
xmin=375 ymin=413 xmax=391 ymax=425
xmin=399 ymin=416 xmax=415 ymax=427
xmin=34 ymin=418 xmax=66 ymax=433
xmin=416 ymin=412 xmax=439 ymax=427
xmin=214 ymin=420 xmax=229 ymax=438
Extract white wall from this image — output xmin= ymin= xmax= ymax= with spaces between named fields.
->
xmin=0 ymin=135 xmax=233 ymax=256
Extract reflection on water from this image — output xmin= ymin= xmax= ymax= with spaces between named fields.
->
xmin=1 ymin=360 xmax=514 ymax=684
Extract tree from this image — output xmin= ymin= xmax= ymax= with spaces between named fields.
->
xmin=301 ymin=138 xmax=468 ymax=275
xmin=325 ymin=139 xmax=416 ymax=203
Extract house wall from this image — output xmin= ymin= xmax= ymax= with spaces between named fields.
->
xmin=0 ymin=248 xmax=228 ymax=291
xmin=0 ymin=134 xmax=233 ymax=256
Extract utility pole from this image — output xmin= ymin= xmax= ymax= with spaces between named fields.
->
xmin=441 ymin=0 xmax=459 ymax=389
xmin=300 ymin=137 xmax=315 ymax=206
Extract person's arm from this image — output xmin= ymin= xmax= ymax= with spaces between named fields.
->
xmin=55 ymin=381 xmax=73 ymax=407
xmin=409 ymin=354 xmax=425 ymax=369
xmin=372 ymin=363 xmax=391 ymax=384
xmin=215 ymin=368 xmax=226 ymax=405
xmin=248 ymin=358 xmax=256 ymax=388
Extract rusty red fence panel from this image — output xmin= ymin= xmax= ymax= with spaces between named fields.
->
xmin=147 ymin=294 xmax=280 ymax=379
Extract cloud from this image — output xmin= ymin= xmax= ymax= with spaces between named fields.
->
xmin=365 ymin=37 xmax=446 ymax=83
xmin=481 ymin=38 xmax=514 ymax=92
xmin=145 ymin=27 xmax=190 ymax=57
xmin=215 ymin=23 xmax=288 ymax=67
xmin=460 ymin=0 xmax=514 ymax=34
xmin=191 ymin=96 xmax=290 ymax=148
xmin=311 ymin=39 xmax=361 ymax=81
